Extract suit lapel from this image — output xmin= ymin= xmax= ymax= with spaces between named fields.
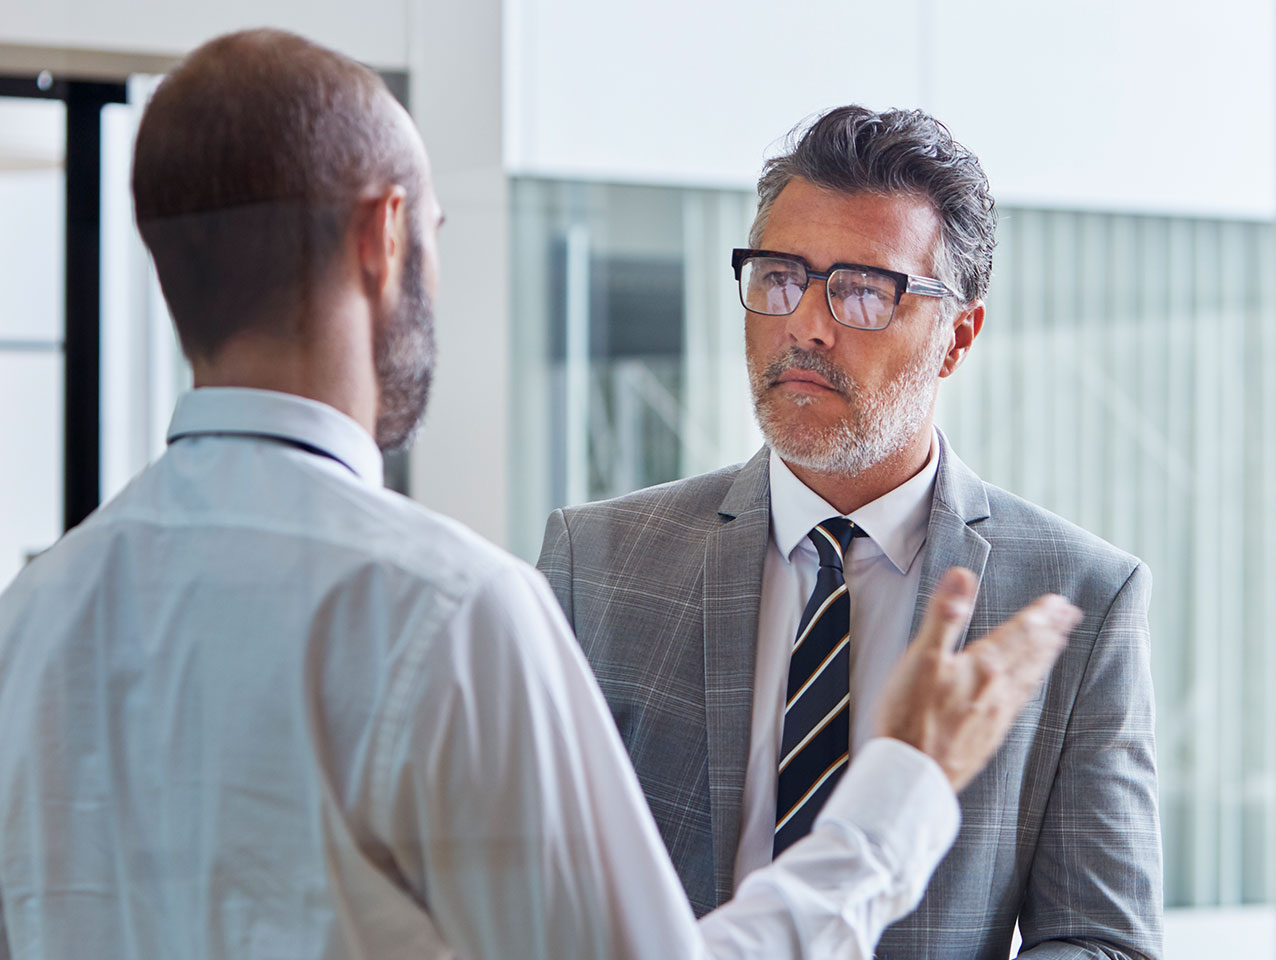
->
xmin=908 ymin=433 xmax=992 ymax=652
xmin=702 ymin=447 xmax=771 ymax=905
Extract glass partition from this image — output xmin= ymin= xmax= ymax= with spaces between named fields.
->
xmin=944 ymin=208 xmax=1276 ymax=910
xmin=510 ymin=176 xmax=1276 ymax=926
xmin=509 ymin=178 xmax=762 ymax=561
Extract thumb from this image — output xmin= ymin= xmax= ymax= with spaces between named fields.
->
xmin=914 ymin=567 xmax=977 ymax=655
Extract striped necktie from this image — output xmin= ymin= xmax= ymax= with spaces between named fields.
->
xmin=774 ymin=516 xmax=864 ymax=856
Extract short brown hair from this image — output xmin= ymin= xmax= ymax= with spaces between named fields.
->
xmin=750 ymin=105 xmax=996 ymax=304
xmin=132 ymin=29 xmax=422 ymax=359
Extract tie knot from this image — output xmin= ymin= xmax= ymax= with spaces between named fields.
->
xmin=807 ymin=517 xmax=859 ymax=570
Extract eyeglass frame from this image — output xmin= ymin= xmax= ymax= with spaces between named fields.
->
xmin=730 ymin=247 xmax=959 ymax=331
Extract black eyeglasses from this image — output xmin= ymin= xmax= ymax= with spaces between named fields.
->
xmin=731 ymin=248 xmax=957 ymax=331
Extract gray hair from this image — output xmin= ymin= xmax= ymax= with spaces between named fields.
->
xmin=749 ymin=105 xmax=996 ymax=305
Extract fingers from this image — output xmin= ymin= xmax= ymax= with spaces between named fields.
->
xmin=877 ymin=587 xmax=1083 ymax=793
xmin=914 ymin=567 xmax=978 ymax=655
xmin=968 ymin=594 xmax=1081 ymax=696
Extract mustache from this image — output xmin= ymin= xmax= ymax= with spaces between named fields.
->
xmin=762 ymin=347 xmax=853 ymax=396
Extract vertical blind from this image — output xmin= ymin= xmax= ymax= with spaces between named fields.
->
xmin=942 ymin=208 xmax=1276 ymax=908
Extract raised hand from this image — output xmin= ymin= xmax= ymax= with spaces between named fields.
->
xmin=874 ymin=567 xmax=1081 ymax=792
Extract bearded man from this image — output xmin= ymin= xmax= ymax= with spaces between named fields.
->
xmin=537 ymin=106 xmax=1163 ymax=960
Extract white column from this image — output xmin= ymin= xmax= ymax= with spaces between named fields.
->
xmin=405 ymin=0 xmax=510 ymax=547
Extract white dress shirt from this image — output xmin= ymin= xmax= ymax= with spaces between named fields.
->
xmin=0 ymin=388 xmax=958 ymax=960
xmin=735 ymin=434 xmax=940 ymax=888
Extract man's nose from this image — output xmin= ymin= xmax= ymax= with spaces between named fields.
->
xmin=783 ymin=279 xmax=838 ymax=349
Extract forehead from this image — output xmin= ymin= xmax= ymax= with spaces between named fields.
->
xmin=759 ymin=179 xmax=942 ymax=276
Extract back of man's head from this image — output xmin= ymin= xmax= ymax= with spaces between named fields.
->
xmin=132 ymin=29 xmax=423 ymax=360
xmin=750 ymin=105 xmax=997 ymax=306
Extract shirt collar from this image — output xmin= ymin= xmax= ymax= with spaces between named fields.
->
xmin=768 ymin=429 xmax=939 ymax=574
xmin=166 ymin=387 xmax=385 ymax=487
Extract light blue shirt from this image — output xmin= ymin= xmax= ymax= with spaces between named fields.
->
xmin=0 ymin=387 xmax=958 ymax=960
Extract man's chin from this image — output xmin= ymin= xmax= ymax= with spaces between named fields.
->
xmin=756 ymin=409 xmax=839 ymax=467
xmin=757 ymin=394 xmax=843 ymax=437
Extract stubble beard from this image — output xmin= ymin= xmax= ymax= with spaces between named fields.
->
xmin=748 ymin=330 xmax=948 ymax=477
xmin=373 ymin=229 xmax=436 ymax=452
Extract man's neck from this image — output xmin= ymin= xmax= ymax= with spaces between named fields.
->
xmin=190 ymin=298 xmax=378 ymax=439
xmin=783 ymin=423 xmax=935 ymax=515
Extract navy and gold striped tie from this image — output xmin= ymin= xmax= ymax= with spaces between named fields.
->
xmin=774 ymin=516 xmax=864 ymax=856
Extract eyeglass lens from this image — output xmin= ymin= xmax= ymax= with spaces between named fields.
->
xmin=739 ymin=256 xmax=898 ymax=330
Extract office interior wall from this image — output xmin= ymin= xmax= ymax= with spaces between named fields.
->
xmin=922 ymin=0 xmax=1276 ymax=219
xmin=0 ymin=0 xmax=410 ymax=70
xmin=14 ymin=0 xmax=1260 ymax=548
xmin=505 ymin=0 xmax=1275 ymax=220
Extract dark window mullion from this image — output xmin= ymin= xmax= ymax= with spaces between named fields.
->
xmin=62 ymin=86 xmax=105 ymax=531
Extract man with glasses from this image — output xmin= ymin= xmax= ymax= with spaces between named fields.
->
xmin=538 ymin=106 xmax=1162 ymax=959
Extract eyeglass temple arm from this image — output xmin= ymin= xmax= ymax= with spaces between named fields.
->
xmin=905 ymin=275 xmax=957 ymax=299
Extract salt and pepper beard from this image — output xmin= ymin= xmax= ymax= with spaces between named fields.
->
xmin=747 ymin=325 xmax=949 ymax=477
xmin=373 ymin=227 xmax=436 ymax=451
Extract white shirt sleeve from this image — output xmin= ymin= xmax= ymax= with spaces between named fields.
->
xmin=382 ymin=562 xmax=959 ymax=960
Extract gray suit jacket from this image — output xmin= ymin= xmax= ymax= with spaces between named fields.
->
xmin=537 ymin=438 xmax=1163 ymax=960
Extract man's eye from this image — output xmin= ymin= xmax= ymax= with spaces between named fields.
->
xmin=764 ymin=271 xmax=802 ymax=287
xmin=834 ymin=277 xmax=891 ymax=302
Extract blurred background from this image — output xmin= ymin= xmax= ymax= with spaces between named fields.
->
xmin=0 ymin=0 xmax=1272 ymax=954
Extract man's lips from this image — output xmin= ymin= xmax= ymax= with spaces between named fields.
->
xmin=771 ymin=370 xmax=838 ymax=393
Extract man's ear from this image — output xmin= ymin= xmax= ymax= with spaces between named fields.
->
xmin=356 ymin=185 xmax=408 ymax=299
xmin=938 ymin=299 xmax=984 ymax=378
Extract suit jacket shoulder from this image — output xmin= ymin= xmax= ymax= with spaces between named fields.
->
xmin=559 ymin=460 xmax=748 ymax=539
xmin=538 ymin=452 xmax=766 ymax=634
xmin=925 ymin=441 xmax=1147 ymax=631
xmin=977 ymin=479 xmax=1144 ymax=591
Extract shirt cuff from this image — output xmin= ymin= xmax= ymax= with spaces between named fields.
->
xmin=814 ymin=737 xmax=960 ymax=883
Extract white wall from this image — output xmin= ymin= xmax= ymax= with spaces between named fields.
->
xmin=406 ymin=0 xmax=511 ymax=546
xmin=928 ymin=0 xmax=1276 ymax=219
xmin=0 ymin=0 xmax=410 ymax=69
xmin=504 ymin=0 xmax=921 ymax=189
xmin=506 ymin=0 xmax=1276 ymax=220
